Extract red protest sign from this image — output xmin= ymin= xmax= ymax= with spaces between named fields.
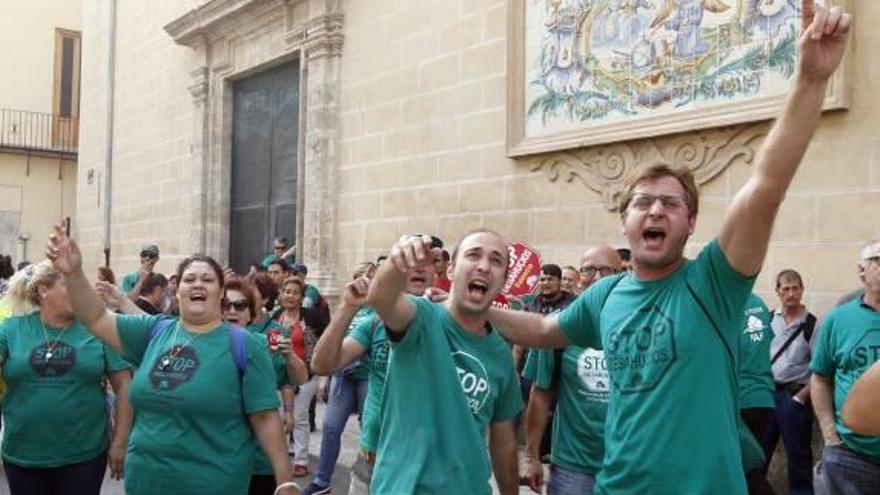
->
xmin=502 ymin=242 xmax=542 ymax=298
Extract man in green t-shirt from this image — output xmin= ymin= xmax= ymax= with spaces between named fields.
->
xmin=364 ymin=231 xmax=522 ymax=494
xmin=738 ymin=292 xmax=776 ymax=494
xmin=485 ymin=6 xmax=851 ymax=492
xmin=309 ymin=261 xmax=437 ymax=495
xmin=810 ymin=238 xmax=880 ymax=494
xmin=522 ymin=245 xmax=622 ymax=495
xmin=261 ymin=236 xmax=297 ymax=269
xmin=121 ymin=243 xmax=159 ymax=300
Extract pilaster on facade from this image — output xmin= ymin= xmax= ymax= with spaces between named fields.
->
xmin=164 ymin=0 xmax=343 ymax=296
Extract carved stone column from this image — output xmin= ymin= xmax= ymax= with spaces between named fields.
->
xmin=300 ymin=12 xmax=344 ymax=296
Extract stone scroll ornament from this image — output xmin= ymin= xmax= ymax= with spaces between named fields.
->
xmin=529 ymin=123 xmax=767 ymax=211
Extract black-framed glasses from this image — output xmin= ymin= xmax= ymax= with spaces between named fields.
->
xmin=579 ymin=266 xmax=617 ymax=278
xmin=629 ymin=193 xmax=688 ymax=212
xmin=222 ymin=300 xmax=250 ymax=311
xmin=274 ymin=245 xmax=286 ymax=251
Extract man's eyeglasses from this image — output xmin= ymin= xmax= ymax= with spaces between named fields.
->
xmin=629 ymin=193 xmax=688 ymax=212
xmin=580 ymin=266 xmax=617 ymax=278
xmin=274 ymin=245 xmax=286 ymax=251
xmin=222 ymin=300 xmax=250 ymax=311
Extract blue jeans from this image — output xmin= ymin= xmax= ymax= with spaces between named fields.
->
xmin=4 ymin=452 xmax=107 ymax=495
xmin=820 ymin=445 xmax=880 ymax=495
xmin=313 ymin=374 xmax=368 ymax=487
xmin=547 ymin=465 xmax=595 ymax=495
xmin=762 ymin=388 xmax=814 ymax=495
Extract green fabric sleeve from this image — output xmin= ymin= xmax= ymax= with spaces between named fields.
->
xmin=104 ymin=344 xmax=133 ymax=372
xmin=348 ymin=313 xmax=375 ymax=349
xmin=809 ymin=312 xmax=836 ymax=377
xmin=242 ymin=332 xmax=283 ymax=414
xmin=492 ymin=367 xmax=524 ymax=422
xmin=115 ymin=314 xmax=163 ymax=365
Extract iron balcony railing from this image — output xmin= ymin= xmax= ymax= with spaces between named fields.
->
xmin=0 ymin=108 xmax=78 ymax=157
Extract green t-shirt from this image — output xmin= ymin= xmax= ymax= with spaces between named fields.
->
xmin=339 ymin=307 xmax=373 ymax=388
xmin=738 ymin=293 xmax=775 ymax=410
xmin=557 ymin=240 xmax=753 ymax=495
xmin=246 ymin=320 xmax=290 ymax=475
xmin=260 ymin=253 xmax=296 ymax=269
xmin=525 ymin=345 xmax=608 ymax=474
xmin=122 ymin=271 xmax=139 ymax=294
xmin=116 ymin=315 xmax=280 ymax=494
xmin=810 ymin=298 xmax=880 ymax=460
xmin=302 ymin=283 xmax=321 ymax=309
xmin=349 ymin=308 xmax=389 ymax=451
xmin=0 ymin=313 xmax=131 ymax=467
xmin=371 ymin=297 xmax=522 ymax=494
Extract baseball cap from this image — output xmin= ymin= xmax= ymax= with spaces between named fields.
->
xmin=291 ymin=263 xmax=308 ymax=274
xmin=140 ymin=244 xmax=159 ymax=257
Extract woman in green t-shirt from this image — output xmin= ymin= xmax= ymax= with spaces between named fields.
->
xmin=223 ymin=278 xmax=308 ymax=495
xmin=0 ymin=260 xmax=133 ymax=495
xmin=45 ymin=225 xmax=302 ymax=495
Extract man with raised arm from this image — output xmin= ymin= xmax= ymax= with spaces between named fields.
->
xmin=486 ymin=3 xmax=852 ymax=494
xmin=365 ymin=231 xmax=522 ymax=495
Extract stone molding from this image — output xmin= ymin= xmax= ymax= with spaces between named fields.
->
xmin=164 ymin=0 xmax=343 ymax=296
xmin=529 ymin=123 xmax=768 ymax=210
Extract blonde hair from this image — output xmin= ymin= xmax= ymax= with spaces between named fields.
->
xmin=0 ymin=261 xmax=61 ymax=316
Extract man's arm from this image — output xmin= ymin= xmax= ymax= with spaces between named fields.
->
xmin=811 ymin=373 xmax=842 ymax=446
xmin=311 ymin=277 xmax=370 ymax=376
xmin=281 ymin=244 xmax=297 ymax=261
xmin=523 ymin=386 xmax=556 ymax=493
xmin=842 ymin=361 xmax=880 ymax=435
xmin=719 ymin=2 xmax=852 ymax=276
xmin=489 ymin=419 xmax=519 ymax=495
xmin=487 ymin=308 xmax=570 ymax=348
xmin=366 ymin=236 xmax=439 ymax=333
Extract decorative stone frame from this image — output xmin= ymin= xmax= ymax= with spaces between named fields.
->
xmin=165 ymin=0 xmax=342 ymax=294
xmin=506 ymin=0 xmax=853 ymax=157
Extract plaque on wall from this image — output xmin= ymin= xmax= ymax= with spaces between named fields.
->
xmin=507 ymin=0 xmax=851 ymax=157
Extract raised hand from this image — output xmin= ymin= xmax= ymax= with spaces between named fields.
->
xmin=389 ymin=235 xmax=442 ymax=274
xmin=342 ymin=276 xmax=371 ymax=308
xmin=95 ymin=281 xmax=126 ymax=311
xmin=798 ymin=0 xmax=852 ymax=83
xmin=46 ymin=223 xmax=83 ymax=275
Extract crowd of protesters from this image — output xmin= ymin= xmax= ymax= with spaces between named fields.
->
xmin=0 ymin=3 xmax=873 ymax=495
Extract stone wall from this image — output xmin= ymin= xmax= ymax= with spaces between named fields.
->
xmin=337 ymin=0 xmax=880 ymax=315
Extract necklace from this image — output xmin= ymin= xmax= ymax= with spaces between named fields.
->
xmin=40 ymin=317 xmax=70 ymax=361
xmin=157 ymin=322 xmax=204 ymax=370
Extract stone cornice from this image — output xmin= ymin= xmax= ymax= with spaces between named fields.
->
xmin=164 ymin=0 xmax=291 ymax=46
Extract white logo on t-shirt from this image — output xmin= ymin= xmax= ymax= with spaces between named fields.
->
xmin=452 ymin=350 xmax=491 ymax=415
xmin=744 ymin=315 xmax=765 ymax=343
xmin=577 ymin=348 xmax=610 ymax=403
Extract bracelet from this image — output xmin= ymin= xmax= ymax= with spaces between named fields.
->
xmin=274 ymin=481 xmax=300 ymax=495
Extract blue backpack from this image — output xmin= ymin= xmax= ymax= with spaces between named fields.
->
xmin=148 ymin=318 xmax=248 ymax=376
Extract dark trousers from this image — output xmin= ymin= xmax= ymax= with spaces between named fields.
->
xmin=4 ymin=452 xmax=107 ymax=495
xmin=743 ymin=407 xmax=777 ymax=495
xmin=762 ymin=388 xmax=814 ymax=495
xmin=249 ymin=475 xmax=277 ymax=495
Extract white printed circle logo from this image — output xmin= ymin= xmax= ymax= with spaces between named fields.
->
xmin=452 ymin=351 xmax=491 ymax=415
xmin=577 ymin=348 xmax=610 ymax=402
xmin=744 ymin=315 xmax=765 ymax=343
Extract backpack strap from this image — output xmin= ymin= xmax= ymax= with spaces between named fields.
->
xmin=148 ymin=317 xmax=175 ymax=341
xmin=227 ymin=324 xmax=248 ymax=377
xmin=802 ymin=313 xmax=817 ymax=342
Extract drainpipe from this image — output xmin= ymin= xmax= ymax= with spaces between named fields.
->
xmin=103 ymin=0 xmax=117 ymax=267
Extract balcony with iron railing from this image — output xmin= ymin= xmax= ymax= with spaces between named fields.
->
xmin=0 ymin=108 xmax=78 ymax=159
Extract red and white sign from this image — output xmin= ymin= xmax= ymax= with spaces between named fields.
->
xmin=502 ymin=241 xmax=542 ymax=298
